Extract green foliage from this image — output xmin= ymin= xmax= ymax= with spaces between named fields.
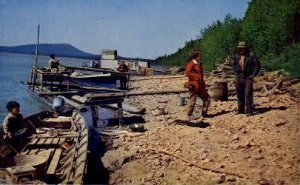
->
xmin=263 ymin=43 xmax=300 ymax=78
xmin=156 ymin=0 xmax=300 ymax=77
xmin=156 ymin=15 xmax=241 ymax=71
xmin=200 ymin=15 xmax=241 ymax=71
xmin=240 ymin=0 xmax=297 ymax=57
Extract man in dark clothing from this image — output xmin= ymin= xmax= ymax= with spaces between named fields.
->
xmin=49 ymin=54 xmax=60 ymax=72
xmin=233 ymin=42 xmax=261 ymax=116
xmin=117 ymin=60 xmax=129 ymax=90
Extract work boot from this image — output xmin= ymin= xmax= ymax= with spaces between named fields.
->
xmin=246 ymin=112 xmax=254 ymax=117
xmin=202 ymin=111 xmax=209 ymax=118
xmin=187 ymin=115 xmax=201 ymax=121
xmin=202 ymin=97 xmax=211 ymax=116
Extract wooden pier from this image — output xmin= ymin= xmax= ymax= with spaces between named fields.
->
xmin=28 ymin=66 xmax=127 ymax=127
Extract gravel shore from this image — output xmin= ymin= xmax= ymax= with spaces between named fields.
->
xmin=101 ymin=73 xmax=300 ymax=185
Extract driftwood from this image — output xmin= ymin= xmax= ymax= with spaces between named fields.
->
xmin=104 ymin=103 xmax=146 ymax=114
xmin=99 ymin=130 xmax=144 ymax=137
xmin=71 ymin=85 xmax=122 ymax=92
xmin=72 ymin=90 xmax=189 ymax=104
xmin=38 ymin=91 xmax=80 ymax=96
xmin=146 ymin=148 xmax=244 ymax=178
xmin=126 ymin=89 xmax=188 ymax=96
xmin=131 ymin=75 xmax=186 ymax=81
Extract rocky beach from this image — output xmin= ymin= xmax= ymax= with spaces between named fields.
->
xmin=101 ymin=72 xmax=300 ymax=185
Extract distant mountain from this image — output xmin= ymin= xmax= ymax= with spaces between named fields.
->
xmin=0 ymin=43 xmax=100 ymax=59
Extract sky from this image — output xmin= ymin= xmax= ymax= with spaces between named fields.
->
xmin=0 ymin=0 xmax=250 ymax=59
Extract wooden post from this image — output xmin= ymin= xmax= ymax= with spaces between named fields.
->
xmin=117 ymin=101 xmax=124 ymax=126
xmin=67 ymin=74 xmax=70 ymax=91
xmin=41 ymin=76 xmax=44 ymax=91
xmin=91 ymin=105 xmax=99 ymax=128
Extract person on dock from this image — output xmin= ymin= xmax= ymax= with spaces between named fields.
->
xmin=233 ymin=41 xmax=261 ymax=116
xmin=1 ymin=101 xmax=26 ymax=150
xmin=185 ymin=49 xmax=211 ymax=120
xmin=49 ymin=54 xmax=60 ymax=72
xmin=117 ymin=60 xmax=129 ymax=90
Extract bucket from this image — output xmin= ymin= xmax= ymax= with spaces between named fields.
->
xmin=178 ymin=94 xmax=186 ymax=106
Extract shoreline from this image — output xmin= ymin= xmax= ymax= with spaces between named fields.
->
xmin=101 ymin=72 xmax=300 ymax=184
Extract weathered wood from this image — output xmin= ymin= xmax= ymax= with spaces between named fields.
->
xmin=62 ymin=97 xmax=83 ymax=109
xmin=126 ymin=89 xmax=188 ymax=96
xmin=84 ymin=92 xmax=125 ymax=99
xmin=37 ymin=90 xmax=80 ymax=96
xmin=210 ymin=82 xmax=228 ymax=101
xmin=62 ymin=65 xmax=129 ymax=75
xmin=71 ymin=95 xmax=89 ymax=104
xmin=104 ymin=103 xmax=146 ymax=114
xmin=78 ymin=86 xmax=122 ymax=92
xmin=3 ymin=110 xmax=89 ymax=184
xmin=99 ymin=129 xmax=144 ymax=137
xmin=90 ymin=105 xmax=99 ymax=128
xmin=46 ymin=149 xmax=62 ymax=175
xmin=147 ymin=148 xmax=244 ymax=178
xmin=131 ymin=75 xmax=186 ymax=81
xmin=117 ymin=101 xmax=124 ymax=126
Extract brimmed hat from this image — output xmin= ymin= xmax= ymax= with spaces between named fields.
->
xmin=237 ymin=41 xmax=247 ymax=49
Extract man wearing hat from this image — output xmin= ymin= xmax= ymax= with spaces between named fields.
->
xmin=233 ymin=41 xmax=261 ymax=116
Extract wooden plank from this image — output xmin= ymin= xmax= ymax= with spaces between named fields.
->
xmin=37 ymin=90 xmax=80 ymax=96
xmin=126 ymin=89 xmax=188 ymax=96
xmin=62 ymin=65 xmax=129 ymax=75
xmin=37 ymin=138 xmax=47 ymax=145
xmin=28 ymin=149 xmax=39 ymax=155
xmin=46 ymin=149 xmax=63 ymax=175
xmin=131 ymin=75 xmax=185 ymax=81
xmin=45 ymin=138 xmax=53 ymax=145
xmin=84 ymin=92 xmax=125 ymax=99
xmin=52 ymin=138 xmax=60 ymax=145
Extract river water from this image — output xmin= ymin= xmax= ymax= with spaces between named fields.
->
xmin=0 ymin=52 xmax=95 ymax=121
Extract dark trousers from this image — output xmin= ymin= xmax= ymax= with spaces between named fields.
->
xmin=120 ymin=77 xmax=128 ymax=90
xmin=235 ymin=76 xmax=254 ymax=113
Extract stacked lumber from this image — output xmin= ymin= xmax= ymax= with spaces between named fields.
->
xmin=210 ymin=59 xmax=235 ymax=80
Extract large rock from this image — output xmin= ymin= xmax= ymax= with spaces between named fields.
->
xmin=101 ymin=149 xmax=137 ymax=171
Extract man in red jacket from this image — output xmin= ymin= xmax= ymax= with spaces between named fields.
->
xmin=185 ymin=49 xmax=211 ymax=120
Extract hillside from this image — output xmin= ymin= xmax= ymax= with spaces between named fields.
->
xmin=156 ymin=0 xmax=300 ymax=77
xmin=0 ymin=43 xmax=100 ymax=59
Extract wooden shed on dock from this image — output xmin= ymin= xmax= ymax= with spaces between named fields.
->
xmin=99 ymin=49 xmax=154 ymax=70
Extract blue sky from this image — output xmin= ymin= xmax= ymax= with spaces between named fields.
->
xmin=0 ymin=0 xmax=249 ymax=58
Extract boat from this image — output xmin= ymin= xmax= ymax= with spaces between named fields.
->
xmin=0 ymin=110 xmax=88 ymax=184
xmin=69 ymin=71 xmax=118 ymax=88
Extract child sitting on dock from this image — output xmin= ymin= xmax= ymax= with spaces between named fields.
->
xmin=2 ymin=101 xmax=26 ymax=150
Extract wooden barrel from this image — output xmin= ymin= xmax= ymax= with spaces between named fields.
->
xmin=146 ymin=68 xmax=154 ymax=76
xmin=211 ymin=82 xmax=228 ymax=101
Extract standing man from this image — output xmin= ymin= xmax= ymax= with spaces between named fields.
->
xmin=185 ymin=49 xmax=211 ymax=120
xmin=117 ymin=60 xmax=129 ymax=90
xmin=233 ymin=42 xmax=261 ymax=116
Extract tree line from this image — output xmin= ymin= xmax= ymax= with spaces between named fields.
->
xmin=156 ymin=0 xmax=300 ymax=77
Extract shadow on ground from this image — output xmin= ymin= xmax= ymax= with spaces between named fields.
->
xmin=206 ymin=110 xmax=232 ymax=117
xmin=255 ymin=106 xmax=288 ymax=114
xmin=173 ymin=119 xmax=211 ymax=128
xmin=100 ymin=115 xmax=146 ymax=127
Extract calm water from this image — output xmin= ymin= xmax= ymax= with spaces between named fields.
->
xmin=0 ymin=53 xmax=91 ymax=121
